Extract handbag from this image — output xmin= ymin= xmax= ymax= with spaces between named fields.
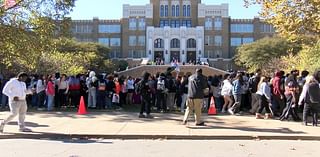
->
xmin=112 ymin=93 xmax=120 ymax=103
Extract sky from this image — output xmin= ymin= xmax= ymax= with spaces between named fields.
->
xmin=69 ymin=0 xmax=261 ymax=20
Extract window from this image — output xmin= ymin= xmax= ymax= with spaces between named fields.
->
xmin=98 ymin=38 xmax=109 ymax=46
xmin=171 ymin=39 xmax=180 ymax=48
xmin=187 ymin=5 xmax=191 ymax=17
xmin=172 ymin=5 xmax=175 ymax=17
xmin=154 ymin=38 xmax=164 ymax=48
xmin=183 ymin=5 xmax=186 ymax=16
xmin=205 ymin=18 xmax=212 ymax=30
xmin=260 ymin=24 xmax=275 ymax=33
xmin=215 ymin=50 xmax=222 ymax=58
xmin=214 ymin=17 xmax=222 ymax=30
xmin=138 ymin=18 xmax=145 ymax=30
xmin=160 ymin=5 xmax=164 ymax=17
xmin=98 ymin=25 xmax=121 ymax=33
xmin=230 ymin=38 xmax=242 ymax=46
xmin=129 ymin=18 xmax=137 ymax=30
xmin=110 ymin=38 xmax=120 ymax=47
xmin=214 ymin=36 xmax=222 ymax=46
xmin=129 ymin=36 xmax=136 ymax=46
xmin=109 ymin=50 xmax=120 ymax=58
xmin=205 ymin=36 xmax=214 ymax=46
xmin=187 ymin=39 xmax=196 ymax=48
xmin=73 ymin=25 xmax=93 ymax=33
xmin=182 ymin=20 xmax=191 ymax=27
xmin=171 ymin=20 xmax=180 ymax=28
xmin=176 ymin=5 xmax=180 ymax=16
xmin=165 ymin=5 xmax=168 ymax=17
xmin=204 ymin=50 xmax=214 ymax=58
xmin=231 ymin=24 xmax=254 ymax=33
xmin=160 ymin=19 xmax=169 ymax=27
xmin=243 ymin=37 xmax=254 ymax=44
xmin=133 ymin=50 xmax=146 ymax=58
xmin=138 ymin=36 xmax=145 ymax=46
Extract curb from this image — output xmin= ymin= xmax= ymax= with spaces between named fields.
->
xmin=1 ymin=133 xmax=320 ymax=141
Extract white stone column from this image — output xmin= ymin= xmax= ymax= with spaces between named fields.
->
xmin=164 ymin=27 xmax=170 ymax=64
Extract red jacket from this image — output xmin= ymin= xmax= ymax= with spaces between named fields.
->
xmin=46 ymin=81 xmax=55 ymax=96
xmin=272 ymin=72 xmax=283 ymax=97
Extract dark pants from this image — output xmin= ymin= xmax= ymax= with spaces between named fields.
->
xmin=156 ymin=92 xmax=166 ymax=111
xmin=280 ymin=94 xmax=300 ymax=121
xmin=140 ymin=97 xmax=151 ymax=115
xmin=250 ymin=93 xmax=259 ymax=113
xmin=58 ymin=89 xmax=67 ymax=107
xmin=231 ymin=94 xmax=242 ymax=113
xmin=37 ymin=91 xmax=46 ymax=108
xmin=69 ymin=90 xmax=80 ymax=108
xmin=303 ymin=103 xmax=319 ymax=125
xmin=272 ymin=95 xmax=285 ymax=116
xmin=257 ymin=95 xmax=271 ymax=114
xmin=119 ymin=92 xmax=126 ymax=107
xmin=97 ymin=90 xmax=106 ymax=109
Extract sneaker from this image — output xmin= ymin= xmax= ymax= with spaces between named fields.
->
xmin=182 ymin=121 xmax=187 ymax=125
xmin=0 ymin=121 xmax=5 ymax=133
xmin=19 ymin=127 xmax=32 ymax=132
xmin=221 ymin=109 xmax=226 ymax=113
xmin=146 ymin=114 xmax=154 ymax=119
xmin=138 ymin=114 xmax=145 ymax=118
xmin=196 ymin=122 xmax=206 ymax=126
xmin=228 ymin=109 xmax=234 ymax=115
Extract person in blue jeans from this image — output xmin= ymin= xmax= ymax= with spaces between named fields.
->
xmin=229 ymin=73 xmax=244 ymax=115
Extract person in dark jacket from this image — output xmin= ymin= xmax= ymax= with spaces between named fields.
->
xmin=298 ymin=75 xmax=319 ymax=126
xmin=138 ymin=72 xmax=153 ymax=118
xmin=182 ymin=69 xmax=207 ymax=126
xmin=272 ymin=71 xmax=285 ymax=116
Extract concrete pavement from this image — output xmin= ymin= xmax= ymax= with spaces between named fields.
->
xmin=0 ymin=111 xmax=319 ymax=140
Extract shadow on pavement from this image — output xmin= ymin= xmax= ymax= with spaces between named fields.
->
xmin=6 ymin=121 xmax=49 ymax=128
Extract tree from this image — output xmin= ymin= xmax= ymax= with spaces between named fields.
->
xmin=235 ymin=37 xmax=300 ymax=73
xmin=244 ymin=0 xmax=320 ymax=42
xmin=0 ymin=0 xmax=75 ymax=74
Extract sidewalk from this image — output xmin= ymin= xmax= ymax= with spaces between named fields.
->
xmin=0 ymin=111 xmax=319 ymax=140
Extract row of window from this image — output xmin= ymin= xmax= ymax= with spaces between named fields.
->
xmin=205 ymin=36 xmax=222 ymax=46
xmin=160 ymin=5 xmax=191 ymax=17
xmin=160 ymin=19 xmax=192 ymax=28
xmin=230 ymin=37 xmax=254 ymax=46
xmin=129 ymin=36 xmax=146 ymax=46
xmin=129 ymin=18 xmax=146 ymax=30
xmin=204 ymin=50 xmax=222 ymax=58
xmin=205 ymin=17 xmax=222 ymax=30
xmin=128 ymin=50 xmax=146 ymax=58
xmin=98 ymin=25 xmax=121 ymax=33
xmin=72 ymin=25 xmax=93 ymax=33
xmin=154 ymin=38 xmax=197 ymax=48
xmin=231 ymin=24 xmax=254 ymax=33
xmin=98 ymin=38 xmax=121 ymax=47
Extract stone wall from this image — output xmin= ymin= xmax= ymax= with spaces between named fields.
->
xmin=117 ymin=65 xmax=228 ymax=78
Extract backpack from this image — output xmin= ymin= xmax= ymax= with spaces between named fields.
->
xmin=248 ymin=76 xmax=258 ymax=93
xmin=157 ymin=79 xmax=165 ymax=91
xmin=308 ymin=83 xmax=320 ymax=103
xmin=166 ymin=78 xmax=176 ymax=91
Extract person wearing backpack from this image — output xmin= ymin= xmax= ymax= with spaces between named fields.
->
xmin=156 ymin=73 xmax=167 ymax=112
xmin=86 ymin=71 xmax=98 ymax=109
xmin=165 ymin=73 xmax=176 ymax=112
xmin=249 ymin=69 xmax=262 ymax=114
xmin=138 ymin=72 xmax=153 ymax=118
xmin=298 ymin=75 xmax=319 ymax=126
xmin=182 ymin=68 xmax=207 ymax=126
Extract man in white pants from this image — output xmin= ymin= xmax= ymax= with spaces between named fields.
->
xmin=0 ymin=72 xmax=32 ymax=133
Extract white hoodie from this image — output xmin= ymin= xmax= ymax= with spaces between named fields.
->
xmin=2 ymin=78 xmax=31 ymax=101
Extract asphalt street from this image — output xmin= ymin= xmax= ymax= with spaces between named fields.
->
xmin=0 ymin=139 xmax=319 ymax=157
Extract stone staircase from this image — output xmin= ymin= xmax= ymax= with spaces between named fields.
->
xmin=117 ymin=65 xmax=229 ymax=78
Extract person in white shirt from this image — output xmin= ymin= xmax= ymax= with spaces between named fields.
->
xmin=255 ymin=76 xmax=272 ymax=119
xmin=221 ymin=74 xmax=233 ymax=113
xmin=0 ymin=72 xmax=32 ymax=133
xmin=126 ymin=76 xmax=135 ymax=105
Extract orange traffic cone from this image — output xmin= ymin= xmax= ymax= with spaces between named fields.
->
xmin=78 ymin=96 xmax=87 ymax=115
xmin=208 ymin=96 xmax=217 ymax=115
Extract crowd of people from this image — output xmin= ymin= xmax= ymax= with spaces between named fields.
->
xmin=0 ymin=67 xmax=319 ymax=132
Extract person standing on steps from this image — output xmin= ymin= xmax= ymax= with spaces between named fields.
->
xmin=0 ymin=72 xmax=33 ymax=133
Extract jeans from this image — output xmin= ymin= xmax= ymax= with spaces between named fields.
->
xmin=231 ymin=94 xmax=242 ymax=113
xmin=140 ymin=97 xmax=151 ymax=115
xmin=88 ymin=88 xmax=97 ymax=108
xmin=250 ymin=93 xmax=259 ymax=113
xmin=166 ymin=93 xmax=175 ymax=111
xmin=1 ymin=94 xmax=8 ymax=108
xmin=257 ymin=95 xmax=271 ymax=114
xmin=303 ymin=103 xmax=319 ymax=125
xmin=156 ymin=92 xmax=166 ymax=111
xmin=37 ymin=91 xmax=46 ymax=108
xmin=47 ymin=95 xmax=54 ymax=111
xmin=97 ymin=90 xmax=106 ymax=109
xmin=180 ymin=94 xmax=188 ymax=112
